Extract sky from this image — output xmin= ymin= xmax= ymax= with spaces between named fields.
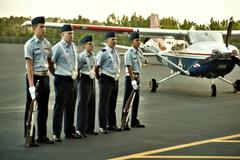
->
xmin=0 ymin=0 xmax=240 ymax=24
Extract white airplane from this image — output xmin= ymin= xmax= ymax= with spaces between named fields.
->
xmin=22 ymin=16 xmax=240 ymax=96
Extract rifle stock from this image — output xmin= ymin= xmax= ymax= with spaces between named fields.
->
xmin=25 ymin=80 xmax=39 ymax=146
xmin=121 ymin=90 xmax=136 ymax=129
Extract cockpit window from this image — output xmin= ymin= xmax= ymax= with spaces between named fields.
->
xmin=188 ymin=31 xmax=224 ymax=44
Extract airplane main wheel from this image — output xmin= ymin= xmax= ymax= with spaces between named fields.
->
xmin=150 ymin=78 xmax=158 ymax=92
xmin=233 ymin=79 xmax=240 ymax=93
xmin=210 ymin=84 xmax=217 ymax=97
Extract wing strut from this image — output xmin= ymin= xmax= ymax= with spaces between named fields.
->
xmin=143 ymin=41 xmax=190 ymax=75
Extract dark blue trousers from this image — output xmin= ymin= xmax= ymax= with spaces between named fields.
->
xmin=24 ymin=75 xmax=50 ymax=139
xmin=98 ymin=74 xmax=119 ymax=129
xmin=76 ymin=74 xmax=95 ymax=132
xmin=53 ymin=75 xmax=76 ymax=137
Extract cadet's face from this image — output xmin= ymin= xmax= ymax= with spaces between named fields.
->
xmin=84 ymin=42 xmax=94 ymax=53
xmin=33 ymin=23 xmax=46 ymax=38
xmin=132 ymin=38 xmax=140 ymax=49
xmin=106 ymin=37 xmax=117 ymax=48
xmin=62 ymin=31 xmax=74 ymax=44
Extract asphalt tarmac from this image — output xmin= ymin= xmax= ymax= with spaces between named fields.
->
xmin=0 ymin=43 xmax=240 ymax=160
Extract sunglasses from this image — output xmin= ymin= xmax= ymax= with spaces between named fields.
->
xmin=110 ymin=38 xmax=117 ymax=41
xmin=85 ymin=42 xmax=94 ymax=45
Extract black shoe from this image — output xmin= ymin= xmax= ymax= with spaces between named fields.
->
xmin=25 ymin=141 xmax=40 ymax=147
xmin=99 ymin=128 xmax=109 ymax=134
xmin=86 ymin=130 xmax=99 ymax=135
xmin=107 ymin=126 xmax=122 ymax=132
xmin=123 ymin=125 xmax=131 ymax=131
xmin=53 ymin=135 xmax=62 ymax=142
xmin=65 ymin=132 xmax=82 ymax=139
xmin=131 ymin=123 xmax=145 ymax=128
xmin=76 ymin=131 xmax=86 ymax=138
xmin=37 ymin=137 xmax=55 ymax=144
xmin=112 ymin=126 xmax=122 ymax=131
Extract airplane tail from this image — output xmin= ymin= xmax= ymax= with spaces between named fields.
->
xmin=148 ymin=14 xmax=167 ymax=50
xmin=149 ymin=14 xmax=160 ymax=29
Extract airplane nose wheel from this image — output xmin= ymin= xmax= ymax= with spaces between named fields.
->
xmin=210 ymin=84 xmax=217 ymax=97
xmin=150 ymin=78 xmax=158 ymax=92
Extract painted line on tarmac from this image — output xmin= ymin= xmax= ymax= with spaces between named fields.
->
xmin=212 ymin=139 xmax=240 ymax=143
xmin=110 ymin=133 xmax=240 ymax=160
xmin=137 ymin=155 xmax=240 ymax=159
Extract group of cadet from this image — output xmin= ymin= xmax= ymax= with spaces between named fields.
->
xmin=24 ymin=16 xmax=145 ymax=147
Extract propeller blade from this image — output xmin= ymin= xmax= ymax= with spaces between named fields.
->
xmin=225 ymin=17 xmax=233 ymax=48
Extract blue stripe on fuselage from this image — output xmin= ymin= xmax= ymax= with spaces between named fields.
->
xmin=162 ymin=54 xmax=235 ymax=78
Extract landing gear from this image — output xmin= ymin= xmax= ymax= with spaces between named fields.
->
xmin=210 ymin=84 xmax=217 ymax=97
xmin=233 ymin=79 xmax=240 ymax=93
xmin=209 ymin=79 xmax=217 ymax=97
xmin=149 ymin=71 xmax=180 ymax=93
xmin=149 ymin=79 xmax=158 ymax=92
xmin=218 ymin=77 xmax=240 ymax=94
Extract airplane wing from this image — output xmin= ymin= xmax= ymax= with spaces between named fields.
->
xmin=22 ymin=20 xmax=188 ymax=38
xmin=22 ymin=20 xmax=240 ymax=39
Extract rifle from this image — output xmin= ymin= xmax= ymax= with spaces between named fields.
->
xmin=25 ymin=80 xmax=39 ymax=147
xmin=121 ymin=90 xmax=136 ymax=130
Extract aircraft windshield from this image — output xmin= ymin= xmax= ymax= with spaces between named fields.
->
xmin=188 ymin=31 xmax=224 ymax=44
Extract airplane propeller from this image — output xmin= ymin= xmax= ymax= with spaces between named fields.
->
xmin=225 ymin=17 xmax=233 ymax=48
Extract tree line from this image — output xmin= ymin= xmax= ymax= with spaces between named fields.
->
xmin=0 ymin=13 xmax=240 ymax=47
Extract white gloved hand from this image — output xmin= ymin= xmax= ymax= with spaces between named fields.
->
xmin=28 ymin=86 xmax=36 ymax=100
xmin=131 ymin=80 xmax=138 ymax=90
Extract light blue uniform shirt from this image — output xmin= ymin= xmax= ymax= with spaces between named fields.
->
xmin=78 ymin=50 xmax=95 ymax=75
xmin=24 ymin=35 xmax=52 ymax=72
xmin=52 ymin=40 xmax=78 ymax=76
xmin=124 ymin=47 xmax=143 ymax=74
xmin=96 ymin=46 xmax=120 ymax=77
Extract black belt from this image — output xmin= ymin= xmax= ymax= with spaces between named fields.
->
xmin=54 ymin=75 xmax=72 ymax=81
xmin=81 ymin=74 xmax=92 ymax=79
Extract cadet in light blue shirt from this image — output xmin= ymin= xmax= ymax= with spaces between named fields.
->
xmin=95 ymin=31 xmax=122 ymax=133
xmin=122 ymin=32 xmax=145 ymax=130
xmin=51 ymin=39 xmax=77 ymax=76
xmin=24 ymin=16 xmax=54 ymax=147
xmin=76 ymin=35 xmax=98 ymax=137
xmin=24 ymin=35 xmax=52 ymax=72
xmin=51 ymin=24 xmax=81 ymax=142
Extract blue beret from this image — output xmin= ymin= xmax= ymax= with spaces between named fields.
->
xmin=61 ymin=24 xmax=72 ymax=33
xmin=129 ymin=32 xmax=139 ymax=41
xmin=105 ymin=31 xmax=115 ymax=39
xmin=31 ymin=16 xmax=45 ymax=25
xmin=80 ymin=35 xmax=93 ymax=44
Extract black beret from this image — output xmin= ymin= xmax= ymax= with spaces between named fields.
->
xmin=61 ymin=24 xmax=72 ymax=33
xmin=129 ymin=32 xmax=139 ymax=41
xmin=31 ymin=16 xmax=45 ymax=25
xmin=105 ymin=31 xmax=115 ymax=39
xmin=80 ymin=35 xmax=93 ymax=44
